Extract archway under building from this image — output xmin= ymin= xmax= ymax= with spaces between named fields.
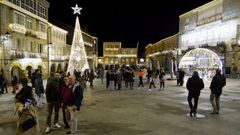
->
xmin=179 ymin=48 xmax=222 ymax=79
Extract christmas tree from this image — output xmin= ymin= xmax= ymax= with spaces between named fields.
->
xmin=67 ymin=4 xmax=89 ymax=75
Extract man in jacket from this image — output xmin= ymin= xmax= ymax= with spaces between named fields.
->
xmin=45 ymin=72 xmax=61 ymax=133
xmin=186 ymin=71 xmax=204 ymax=117
xmin=210 ymin=69 xmax=226 ymax=114
xmin=63 ymin=75 xmax=83 ymax=135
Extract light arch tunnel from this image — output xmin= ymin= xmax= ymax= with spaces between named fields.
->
xmin=179 ymin=48 xmax=223 ymax=77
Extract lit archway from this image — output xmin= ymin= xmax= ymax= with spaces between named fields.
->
xmin=179 ymin=48 xmax=222 ymax=78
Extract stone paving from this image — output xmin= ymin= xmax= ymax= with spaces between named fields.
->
xmin=0 ymin=78 xmax=240 ymax=135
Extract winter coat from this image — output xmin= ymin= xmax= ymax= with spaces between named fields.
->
xmin=89 ymin=72 xmax=95 ymax=82
xmin=116 ymin=72 xmax=123 ymax=84
xmin=210 ymin=74 xmax=226 ymax=96
xmin=138 ymin=71 xmax=144 ymax=77
xmin=34 ymin=78 xmax=44 ymax=96
xmin=179 ymin=70 xmax=185 ymax=79
xmin=186 ymin=76 xmax=204 ymax=97
xmin=72 ymin=82 xmax=84 ymax=111
xmin=16 ymin=102 xmax=39 ymax=135
xmin=45 ymin=78 xmax=59 ymax=103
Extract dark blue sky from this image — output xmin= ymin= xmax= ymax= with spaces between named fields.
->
xmin=47 ymin=0 xmax=212 ymax=56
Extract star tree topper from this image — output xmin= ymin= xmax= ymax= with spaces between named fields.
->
xmin=72 ymin=4 xmax=82 ymax=15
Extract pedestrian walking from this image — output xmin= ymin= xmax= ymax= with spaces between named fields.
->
xmin=179 ymin=69 xmax=185 ymax=86
xmin=186 ymin=71 xmax=204 ymax=117
xmin=106 ymin=70 xmax=110 ymax=90
xmin=137 ymin=69 xmax=144 ymax=89
xmin=129 ymin=69 xmax=134 ymax=89
xmin=149 ymin=74 xmax=156 ymax=91
xmin=45 ymin=72 xmax=61 ymax=133
xmin=15 ymin=78 xmax=39 ymax=135
xmin=34 ymin=70 xmax=45 ymax=108
xmin=176 ymin=69 xmax=180 ymax=86
xmin=2 ymin=73 xmax=8 ymax=93
xmin=210 ymin=69 xmax=226 ymax=114
xmin=88 ymin=69 xmax=95 ymax=87
xmin=12 ymin=75 xmax=18 ymax=94
xmin=99 ymin=67 xmax=104 ymax=84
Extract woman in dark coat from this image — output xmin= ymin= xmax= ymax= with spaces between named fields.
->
xmin=186 ymin=71 xmax=204 ymax=117
xmin=15 ymin=78 xmax=39 ymax=135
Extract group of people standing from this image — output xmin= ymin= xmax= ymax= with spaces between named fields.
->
xmin=186 ymin=69 xmax=226 ymax=117
xmin=104 ymin=67 xmax=168 ymax=92
xmin=14 ymin=71 xmax=84 ymax=135
xmin=105 ymin=67 xmax=135 ymax=90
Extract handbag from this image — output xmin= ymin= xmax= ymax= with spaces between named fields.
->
xmin=21 ymin=117 xmax=37 ymax=131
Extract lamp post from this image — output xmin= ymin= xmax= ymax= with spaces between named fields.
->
xmin=47 ymin=42 xmax=52 ymax=76
xmin=0 ymin=32 xmax=10 ymax=74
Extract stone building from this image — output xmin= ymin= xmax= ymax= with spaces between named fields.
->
xmin=146 ymin=0 xmax=240 ymax=77
xmin=102 ymin=42 xmax=138 ymax=69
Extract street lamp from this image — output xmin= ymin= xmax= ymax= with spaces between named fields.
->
xmin=0 ymin=32 xmax=10 ymax=73
xmin=47 ymin=42 xmax=52 ymax=76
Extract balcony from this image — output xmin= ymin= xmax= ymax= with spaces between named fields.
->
xmin=36 ymin=31 xmax=47 ymax=40
xmin=50 ymin=54 xmax=68 ymax=61
xmin=7 ymin=50 xmax=47 ymax=59
xmin=9 ymin=24 xmax=26 ymax=34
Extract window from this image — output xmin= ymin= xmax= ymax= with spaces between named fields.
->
xmin=38 ymin=44 xmax=42 ymax=53
xmin=30 ymin=42 xmax=33 ymax=52
xmin=26 ymin=19 xmax=32 ymax=29
xmin=8 ymin=0 xmax=47 ymax=19
xmin=37 ymin=3 xmax=47 ymax=19
xmin=39 ymin=22 xmax=46 ymax=33
xmin=14 ymin=11 xmax=25 ymax=26
xmin=13 ymin=38 xmax=21 ymax=50
xmin=27 ymin=41 xmax=33 ymax=51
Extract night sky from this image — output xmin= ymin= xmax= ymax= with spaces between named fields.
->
xmin=47 ymin=0 xmax=212 ymax=56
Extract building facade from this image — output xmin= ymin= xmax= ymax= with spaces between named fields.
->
xmin=0 ymin=0 xmax=98 ymax=82
xmin=0 ymin=0 xmax=49 ymax=81
xmin=48 ymin=24 xmax=68 ymax=74
xmin=146 ymin=0 xmax=240 ymax=77
xmin=179 ymin=0 xmax=240 ymax=76
xmin=82 ymin=32 xmax=98 ymax=71
xmin=102 ymin=42 xmax=137 ymax=69
xmin=145 ymin=34 xmax=179 ymax=76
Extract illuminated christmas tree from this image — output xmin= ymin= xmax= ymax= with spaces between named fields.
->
xmin=67 ymin=4 xmax=89 ymax=75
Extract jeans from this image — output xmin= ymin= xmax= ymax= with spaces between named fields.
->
xmin=160 ymin=82 xmax=165 ymax=88
xmin=188 ymin=94 xmax=199 ymax=114
xmin=138 ymin=77 xmax=144 ymax=87
xmin=46 ymin=102 xmax=59 ymax=126
xmin=125 ymin=81 xmax=128 ymax=88
xmin=109 ymin=81 xmax=115 ymax=90
xmin=66 ymin=106 xmax=78 ymax=134
xmin=36 ymin=93 xmax=44 ymax=107
xmin=210 ymin=93 xmax=220 ymax=113
xmin=62 ymin=104 xmax=69 ymax=127
xmin=149 ymin=81 xmax=156 ymax=89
